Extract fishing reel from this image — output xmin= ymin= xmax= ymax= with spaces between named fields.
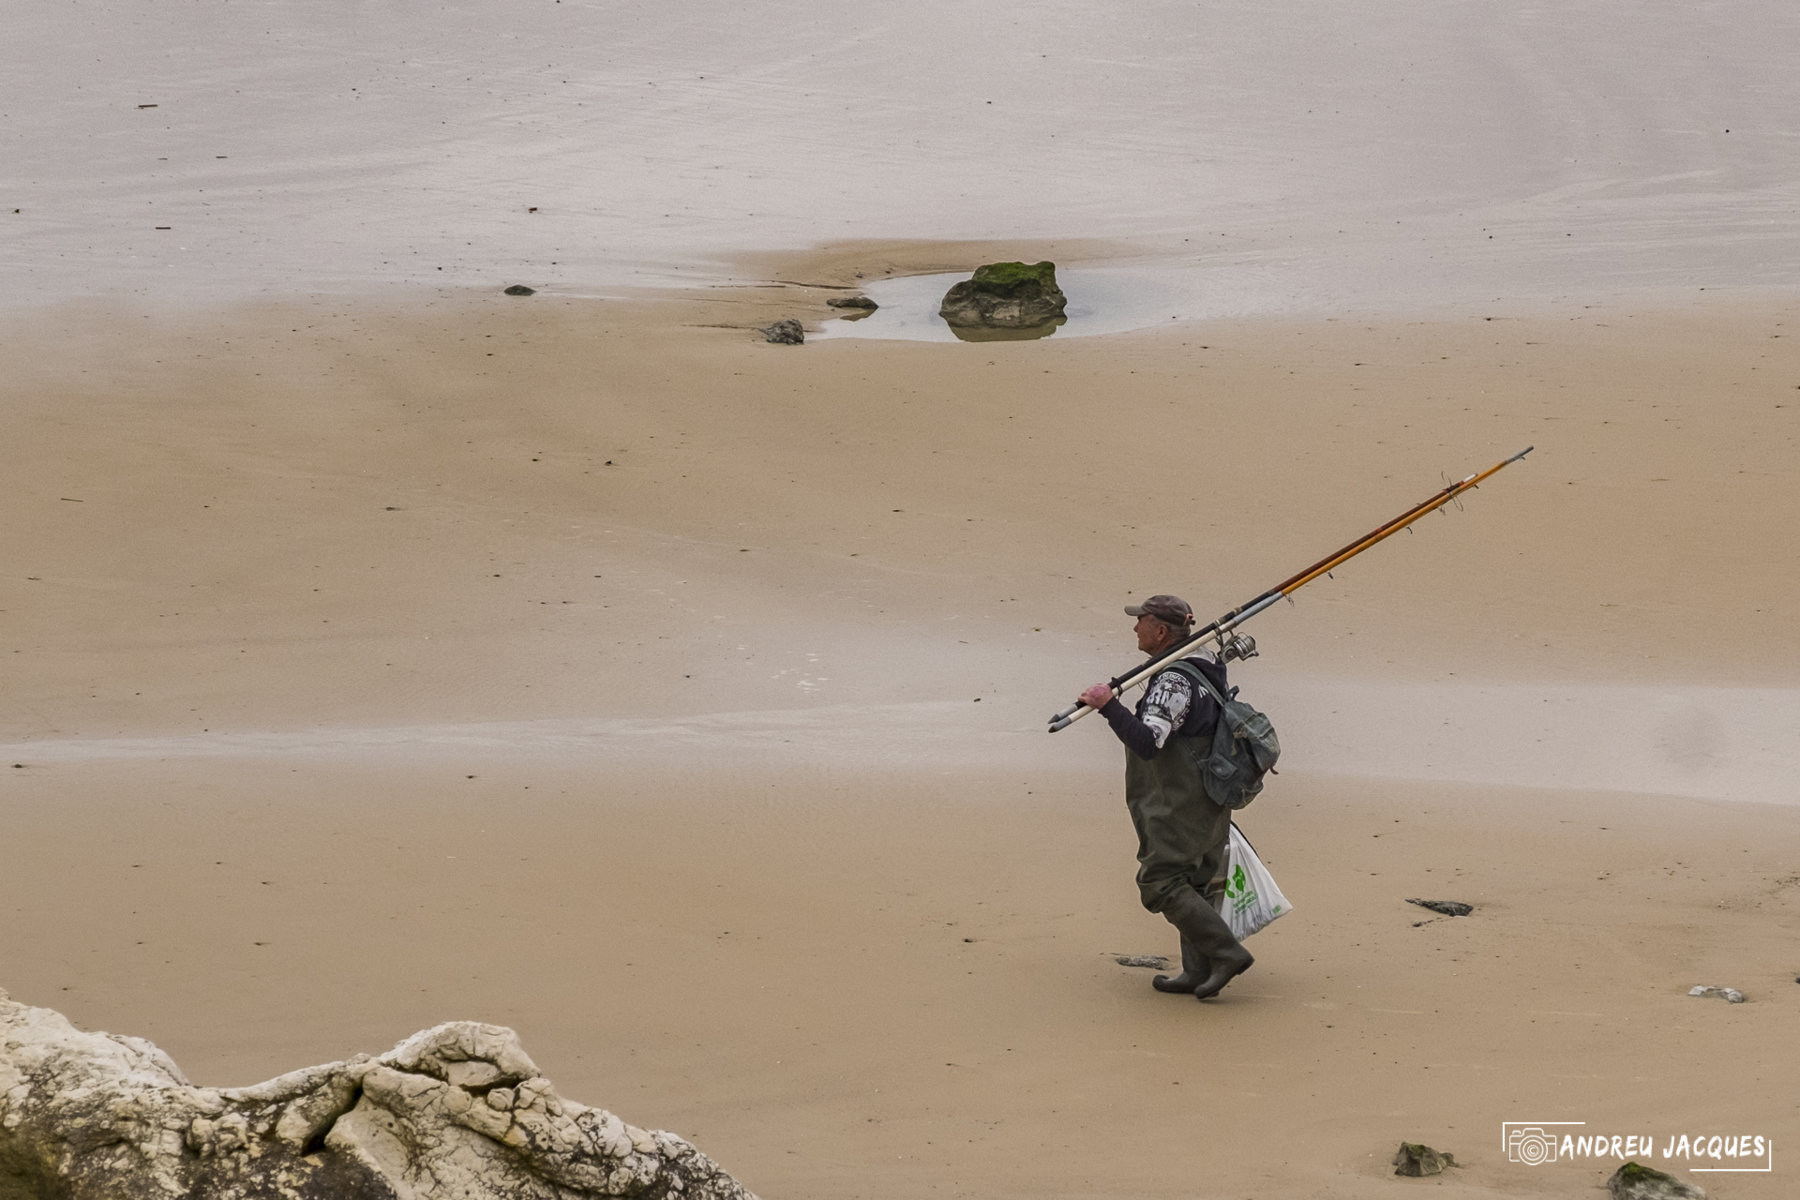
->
xmin=1217 ymin=632 xmax=1258 ymax=663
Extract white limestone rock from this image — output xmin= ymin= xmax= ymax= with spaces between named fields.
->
xmin=1687 ymin=985 xmax=1746 ymax=1003
xmin=0 ymin=987 xmax=758 ymax=1200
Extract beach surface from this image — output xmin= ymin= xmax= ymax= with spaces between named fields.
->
xmin=6 ymin=2 xmax=1800 ymax=1196
xmin=8 ymin=0 xmax=1800 ymax=314
xmin=4 ymin=285 xmax=1798 ymax=1198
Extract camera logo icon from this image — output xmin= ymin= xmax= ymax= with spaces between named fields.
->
xmin=1506 ymin=1126 xmax=1558 ymax=1165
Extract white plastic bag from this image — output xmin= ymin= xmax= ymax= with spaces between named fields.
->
xmin=1216 ymin=823 xmax=1292 ymax=940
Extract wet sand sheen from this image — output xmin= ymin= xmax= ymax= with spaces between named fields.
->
xmin=7 ymin=2 xmax=1800 ymax=310
xmin=8 ymin=675 xmax=1797 ymax=806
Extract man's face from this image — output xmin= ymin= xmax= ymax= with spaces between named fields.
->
xmin=1134 ymin=614 xmax=1177 ymax=654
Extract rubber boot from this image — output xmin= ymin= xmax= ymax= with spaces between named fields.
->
xmin=1151 ymin=933 xmax=1209 ymax=993
xmin=1160 ymin=888 xmax=1253 ymax=1001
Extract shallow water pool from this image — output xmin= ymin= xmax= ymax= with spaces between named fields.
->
xmin=812 ymin=263 xmax=1290 ymax=342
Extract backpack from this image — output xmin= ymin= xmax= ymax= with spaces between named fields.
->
xmin=1166 ymin=660 xmax=1281 ymax=810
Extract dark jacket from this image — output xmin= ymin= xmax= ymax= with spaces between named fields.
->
xmin=1097 ymin=654 xmax=1228 ymax=760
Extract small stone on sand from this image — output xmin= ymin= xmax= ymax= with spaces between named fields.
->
xmin=1113 ymin=954 xmax=1171 ymax=970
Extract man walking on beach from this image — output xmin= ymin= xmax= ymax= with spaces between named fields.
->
xmin=1080 ymin=595 xmax=1254 ymax=1001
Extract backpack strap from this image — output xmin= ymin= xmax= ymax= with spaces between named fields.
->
xmin=1184 ymin=663 xmax=1227 ymax=707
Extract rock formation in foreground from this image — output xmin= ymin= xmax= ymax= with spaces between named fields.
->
xmin=937 ymin=261 xmax=1067 ymax=330
xmin=0 ymin=988 xmax=758 ymax=1200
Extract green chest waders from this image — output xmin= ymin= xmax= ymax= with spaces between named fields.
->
xmin=1123 ymin=664 xmax=1235 ymax=914
xmin=1124 ymin=728 xmax=1233 ymax=913
xmin=1122 ymin=665 xmax=1254 ymax=1000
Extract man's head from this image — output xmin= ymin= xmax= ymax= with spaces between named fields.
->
xmin=1124 ymin=594 xmax=1194 ymax=654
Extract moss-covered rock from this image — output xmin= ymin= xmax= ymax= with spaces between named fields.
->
xmin=969 ymin=261 xmax=1056 ymax=290
xmin=939 ymin=261 xmax=1068 ymax=329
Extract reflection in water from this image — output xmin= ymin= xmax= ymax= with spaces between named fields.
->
xmin=946 ymin=316 xmax=1065 ymax=341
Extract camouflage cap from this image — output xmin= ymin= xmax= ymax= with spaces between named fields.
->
xmin=1123 ymin=594 xmax=1194 ymax=626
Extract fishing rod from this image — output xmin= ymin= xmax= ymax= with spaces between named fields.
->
xmin=1046 ymin=446 xmax=1534 ymax=732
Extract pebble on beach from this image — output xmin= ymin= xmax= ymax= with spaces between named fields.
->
xmin=1406 ymin=898 xmax=1474 ymax=916
xmin=502 ymin=284 xmax=536 ymax=296
xmin=1687 ymin=985 xmax=1745 ymax=1003
xmin=761 ymin=318 xmax=804 ymax=345
xmin=1113 ymin=954 xmax=1171 ymax=970
xmin=1607 ymin=1160 xmax=1707 ymax=1199
xmin=1392 ymin=1142 xmax=1455 ymax=1176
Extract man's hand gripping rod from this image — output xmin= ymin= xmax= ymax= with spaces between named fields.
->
xmin=1047 ymin=447 xmax=1534 ymax=732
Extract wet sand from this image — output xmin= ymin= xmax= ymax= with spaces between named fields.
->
xmin=4 ymin=279 xmax=1798 ymax=1197
xmin=9 ymin=2 xmax=1800 ymax=312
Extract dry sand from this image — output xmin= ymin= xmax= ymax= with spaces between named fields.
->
xmin=3 ymin=267 xmax=1798 ymax=1197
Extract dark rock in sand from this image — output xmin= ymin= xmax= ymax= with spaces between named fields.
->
xmin=1392 ymin=1142 xmax=1455 ymax=1177
xmin=761 ymin=319 xmax=805 ymax=345
xmin=939 ymin=261 xmax=1067 ymax=329
xmin=1608 ymin=1161 xmax=1707 ymax=1199
xmin=502 ymin=284 xmax=536 ymax=296
xmin=826 ymin=295 xmax=878 ymax=310
xmin=1406 ymin=898 xmax=1473 ymax=916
